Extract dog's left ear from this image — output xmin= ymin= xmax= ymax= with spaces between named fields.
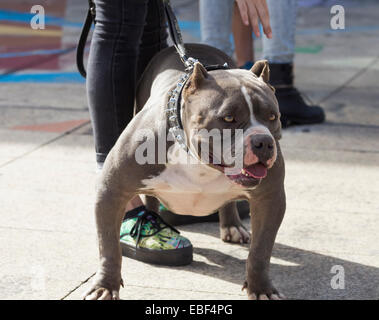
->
xmin=250 ymin=60 xmax=270 ymax=83
xmin=250 ymin=60 xmax=275 ymax=92
xmin=183 ymin=62 xmax=208 ymax=100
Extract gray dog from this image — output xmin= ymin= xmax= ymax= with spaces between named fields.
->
xmin=83 ymin=44 xmax=286 ymax=300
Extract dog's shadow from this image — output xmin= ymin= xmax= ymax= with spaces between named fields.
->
xmin=155 ymin=220 xmax=379 ymax=299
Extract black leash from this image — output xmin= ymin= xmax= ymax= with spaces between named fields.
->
xmin=163 ymin=0 xmax=188 ymax=66
xmin=76 ymin=0 xmax=229 ymax=77
xmin=76 ymin=0 xmax=96 ymax=78
xmin=163 ymin=0 xmax=229 ymax=73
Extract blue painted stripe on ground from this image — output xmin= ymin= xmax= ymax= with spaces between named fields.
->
xmin=0 ymin=47 xmax=75 ymax=58
xmin=0 ymin=72 xmax=85 ymax=83
xmin=0 ymin=9 xmax=83 ymax=28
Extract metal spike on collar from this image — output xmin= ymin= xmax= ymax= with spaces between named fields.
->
xmin=166 ymin=68 xmax=193 ymax=155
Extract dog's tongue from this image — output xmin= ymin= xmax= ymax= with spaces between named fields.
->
xmin=245 ymin=163 xmax=267 ymax=179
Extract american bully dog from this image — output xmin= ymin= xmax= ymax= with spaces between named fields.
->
xmin=83 ymin=44 xmax=286 ymax=300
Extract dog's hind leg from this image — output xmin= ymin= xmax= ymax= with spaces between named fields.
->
xmin=219 ymin=202 xmax=250 ymax=244
xmin=143 ymin=195 xmax=161 ymax=213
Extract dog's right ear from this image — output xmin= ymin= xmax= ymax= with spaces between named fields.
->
xmin=250 ymin=60 xmax=275 ymax=92
xmin=183 ymin=62 xmax=208 ymax=100
xmin=250 ymin=60 xmax=270 ymax=83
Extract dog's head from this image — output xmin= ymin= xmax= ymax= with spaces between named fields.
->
xmin=181 ymin=60 xmax=281 ymax=188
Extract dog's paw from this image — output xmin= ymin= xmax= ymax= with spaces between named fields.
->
xmin=242 ymin=281 xmax=286 ymax=300
xmin=82 ymin=275 xmax=123 ymax=300
xmin=247 ymin=292 xmax=285 ymax=300
xmin=220 ymin=225 xmax=250 ymax=244
xmin=83 ymin=287 xmax=120 ymax=300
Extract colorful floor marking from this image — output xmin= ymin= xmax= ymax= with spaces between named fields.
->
xmin=0 ymin=9 xmax=82 ymax=28
xmin=255 ymin=45 xmax=324 ymax=55
xmin=0 ymin=47 xmax=75 ymax=59
xmin=0 ymin=72 xmax=85 ymax=83
xmin=12 ymin=119 xmax=89 ymax=133
xmin=0 ymin=24 xmax=62 ymax=37
xmin=2 ymin=4 xmax=379 ymax=83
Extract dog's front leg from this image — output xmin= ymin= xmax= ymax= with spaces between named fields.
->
xmin=83 ymin=178 xmax=132 ymax=300
xmin=244 ymin=185 xmax=286 ymax=300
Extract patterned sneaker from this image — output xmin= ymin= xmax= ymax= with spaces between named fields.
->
xmin=120 ymin=206 xmax=193 ymax=266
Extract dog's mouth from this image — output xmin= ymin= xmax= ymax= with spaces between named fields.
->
xmin=225 ymin=162 xmax=267 ymax=186
xmin=236 ymin=163 xmax=268 ymax=179
xmin=210 ymin=157 xmax=268 ymax=187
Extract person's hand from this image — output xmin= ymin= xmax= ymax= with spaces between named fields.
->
xmin=235 ymin=0 xmax=272 ymax=38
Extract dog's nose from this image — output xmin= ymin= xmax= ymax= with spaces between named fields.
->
xmin=251 ymin=135 xmax=274 ymax=152
xmin=246 ymin=134 xmax=275 ymax=166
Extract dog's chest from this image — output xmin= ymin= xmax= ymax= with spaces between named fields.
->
xmin=141 ymin=152 xmax=245 ymax=215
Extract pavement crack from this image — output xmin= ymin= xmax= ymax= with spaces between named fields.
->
xmin=61 ymin=272 xmax=96 ymax=300
xmin=321 ymin=121 xmax=379 ymax=130
xmin=284 ymin=146 xmax=379 ymax=154
xmin=0 ymin=225 xmax=93 ymax=235
xmin=318 ymin=54 xmax=379 ymax=104
xmin=0 ymin=120 xmax=90 ymax=169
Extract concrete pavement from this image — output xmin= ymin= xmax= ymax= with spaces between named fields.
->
xmin=0 ymin=0 xmax=378 ymax=300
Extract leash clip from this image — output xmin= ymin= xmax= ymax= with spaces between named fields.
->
xmin=184 ymin=57 xmax=199 ymax=72
xmin=88 ymin=0 xmax=96 ymax=18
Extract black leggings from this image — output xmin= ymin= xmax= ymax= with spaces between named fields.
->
xmin=86 ymin=0 xmax=168 ymax=166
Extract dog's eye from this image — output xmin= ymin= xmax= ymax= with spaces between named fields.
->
xmin=223 ymin=115 xmax=235 ymax=123
xmin=269 ymin=113 xmax=277 ymax=121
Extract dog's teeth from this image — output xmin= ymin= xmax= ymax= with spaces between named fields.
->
xmin=241 ymin=169 xmax=250 ymax=177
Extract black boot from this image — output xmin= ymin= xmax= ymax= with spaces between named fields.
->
xmin=269 ymin=63 xmax=325 ymax=127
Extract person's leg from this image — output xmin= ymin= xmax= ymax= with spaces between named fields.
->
xmin=87 ymin=0 xmax=149 ymax=168
xmin=232 ymin=2 xmax=254 ymax=69
xmin=199 ymin=0 xmax=234 ymax=57
xmin=87 ymin=0 xmax=167 ymax=155
xmin=262 ymin=0 xmax=325 ymax=127
xmin=262 ymin=0 xmax=296 ymax=64
xmin=125 ymin=0 xmax=168 ymax=213
xmin=137 ymin=0 xmax=168 ymax=81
